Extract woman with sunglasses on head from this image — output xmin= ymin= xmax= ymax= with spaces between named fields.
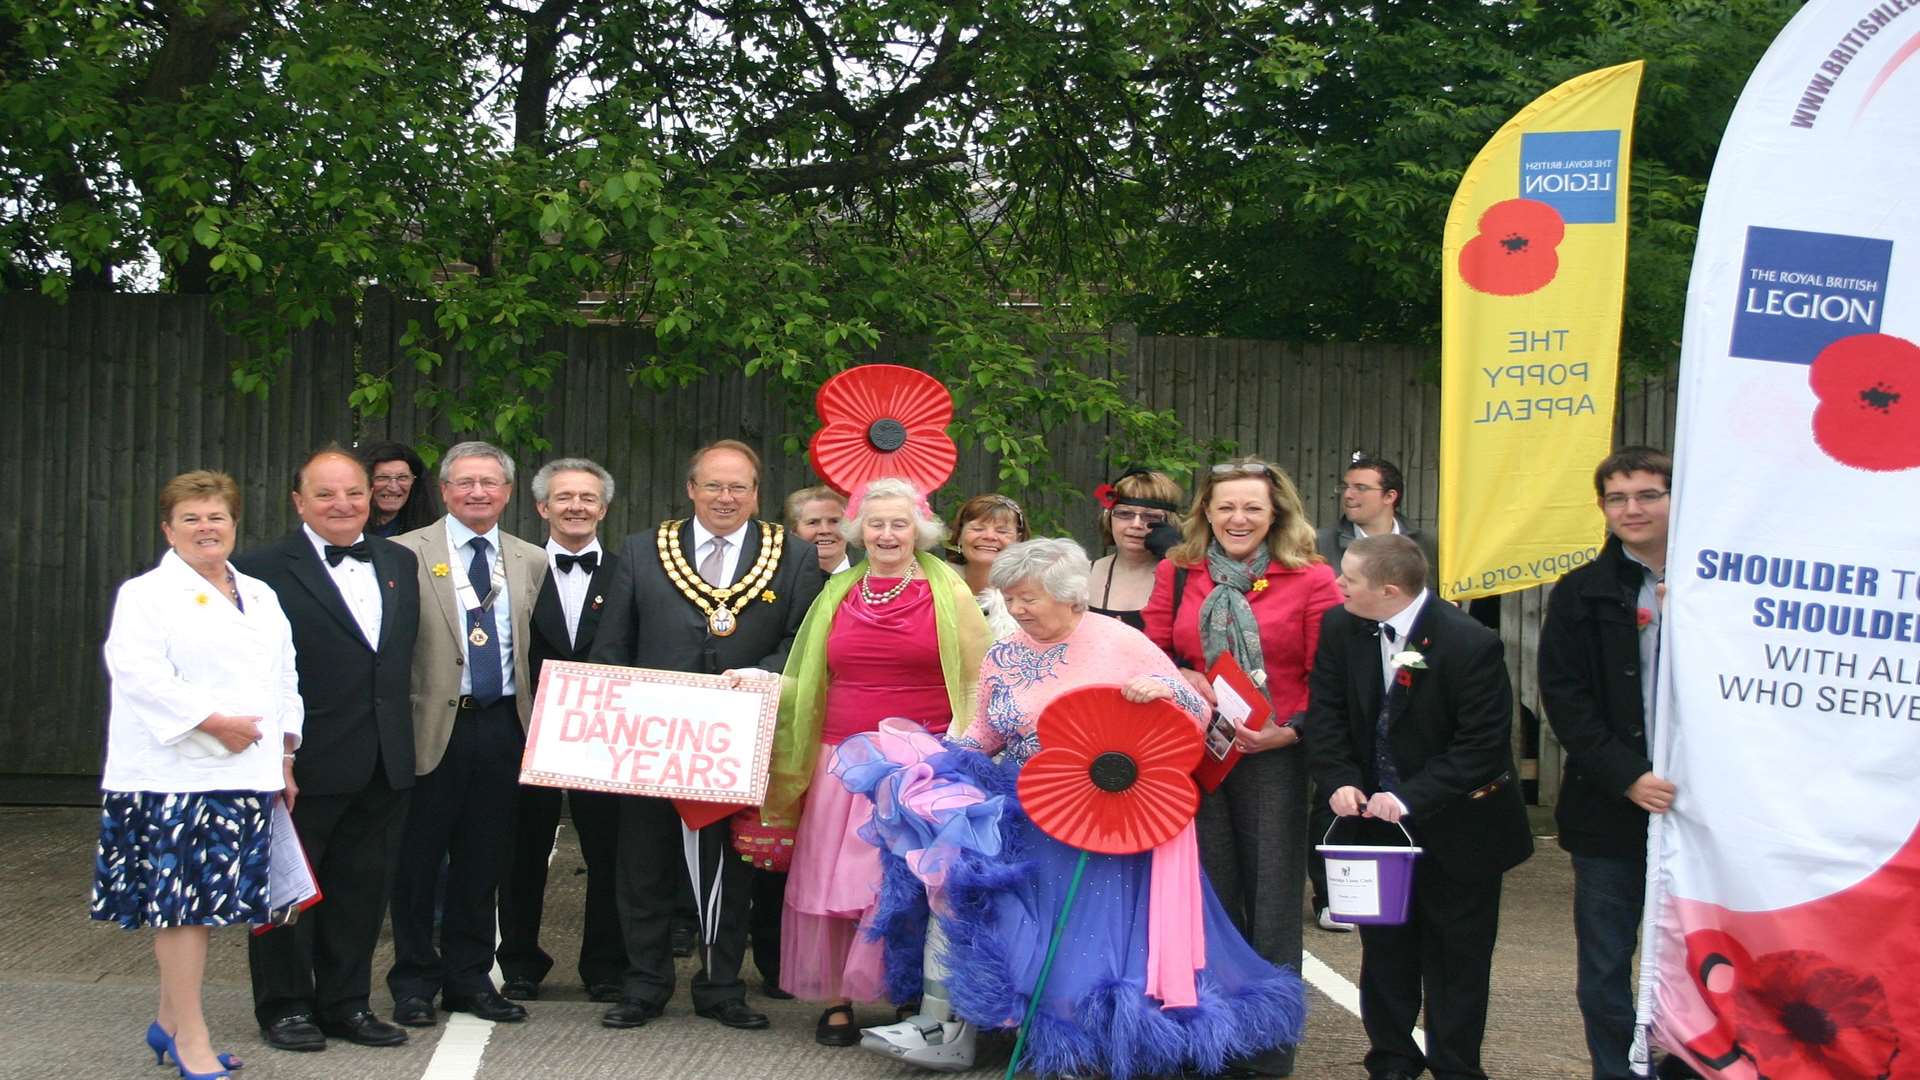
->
xmin=1141 ymin=457 xmax=1343 ymax=1078
xmin=1087 ymin=468 xmax=1184 ymax=630
xmin=946 ymin=493 xmax=1030 ymax=639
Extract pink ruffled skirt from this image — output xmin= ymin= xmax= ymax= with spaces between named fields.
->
xmin=779 ymin=750 xmax=887 ymax=1002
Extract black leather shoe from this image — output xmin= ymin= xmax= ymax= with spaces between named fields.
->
xmin=586 ymin=982 xmax=623 ymax=1004
xmin=261 ymin=1013 xmax=325 ymax=1052
xmin=815 ymin=1004 xmax=860 ymax=1047
xmin=695 ymin=999 xmax=770 ymax=1030
xmin=443 ymin=990 xmax=528 ymax=1023
xmin=318 ymin=1011 xmax=408 ymax=1047
xmin=762 ymin=983 xmax=795 ymax=1001
xmin=500 ymin=976 xmax=539 ymax=1001
xmin=601 ymin=1000 xmax=664 ymax=1029
xmin=671 ymin=924 xmax=697 ymax=958
xmin=392 ymin=996 xmax=437 ymax=1028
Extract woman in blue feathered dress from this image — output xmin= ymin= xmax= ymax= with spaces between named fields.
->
xmin=838 ymin=538 xmax=1306 ymax=1079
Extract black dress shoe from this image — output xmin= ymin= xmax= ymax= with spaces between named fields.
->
xmin=392 ymin=996 xmax=438 ymax=1028
xmin=815 ymin=1005 xmax=860 ymax=1047
xmin=671 ymin=924 xmax=697 ymax=958
xmin=695 ymin=999 xmax=770 ymax=1030
xmin=586 ymin=982 xmax=623 ymax=1004
xmin=500 ymin=976 xmax=539 ymax=1001
xmin=762 ymin=983 xmax=796 ymax=1001
xmin=443 ymin=989 xmax=528 ymax=1023
xmin=318 ymin=1011 xmax=408 ymax=1047
xmin=601 ymin=999 xmax=665 ymax=1029
xmin=261 ymin=1013 xmax=325 ymax=1052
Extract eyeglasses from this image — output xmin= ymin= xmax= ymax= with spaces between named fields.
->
xmin=1110 ymin=508 xmax=1168 ymax=525
xmin=1211 ymin=462 xmax=1281 ymax=484
xmin=447 ymin=477 xmax=507 ymax=493
xmin=371 ymin=474 xmax=415 ymax=488
xmin=1341 ymin=483 xmax=1381 ymax=494
xmin=696 ymin=482 xmax=754 ymax=498
xmin=1601 ymin=490 xmax=1669 ymax=509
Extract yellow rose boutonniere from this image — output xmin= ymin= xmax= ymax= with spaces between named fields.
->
xmin=761 ymin=589 xmax=777 ymax=603
xmin=431 ymin=562 xmax=451 ymax=577
xmin=1251 ymin=579 xmax=1270 ymax=592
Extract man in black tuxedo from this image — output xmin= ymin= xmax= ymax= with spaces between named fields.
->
xmin=589 ymin=439 xmax=825 ymax=1031
xmin=497 ymin=458 xmax=626 ymax=1004
xmin=1306 ymin=534 xmax=1533 ymax=1080
xmin=239 ymin=447 xmax=418 ymax=1052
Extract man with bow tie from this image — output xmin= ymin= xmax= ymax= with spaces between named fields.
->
xmin=1305 ymin=534 xmax=1532 ymax=1080
xmin=237 ymin=447 xmax=420 ymax=1052
xmin=496 ymin=458 xmax=626 ymax=1004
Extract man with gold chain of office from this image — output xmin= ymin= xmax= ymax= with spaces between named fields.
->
xmin=589 ymin=439 xmax=826 ymax=1032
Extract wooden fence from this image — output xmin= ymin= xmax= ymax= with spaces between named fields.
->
xmin=0 ymin=291 xmax=1678 ymax=798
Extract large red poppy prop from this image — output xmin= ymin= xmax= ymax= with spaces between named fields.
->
xmin=808 ymin=363 xmax=958 ymax=497
xmin=1016 ymin=686 xmax=1204 ymax=855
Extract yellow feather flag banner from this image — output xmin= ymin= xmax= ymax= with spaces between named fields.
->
xmin=1438 ymin=61 xmax=1644 ymax=602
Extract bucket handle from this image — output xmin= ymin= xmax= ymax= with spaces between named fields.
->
xmin=1322 ymin=813 xmax=1416 ymax=849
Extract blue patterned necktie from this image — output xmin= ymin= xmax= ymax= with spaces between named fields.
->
xmin=1374 ymin=622 xmax=1402 ymax=795
xmin=467 ymin=537 xmax=503 ymax=706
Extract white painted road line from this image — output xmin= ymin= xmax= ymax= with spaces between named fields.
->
xmin=1302 ymin=949 xmax=1426 ymax=1052
xmin=420 ymin=1012 xmax=495 ymax=1080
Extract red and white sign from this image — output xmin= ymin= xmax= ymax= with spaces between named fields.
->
xmin=519 ymin=661 xmax=779 ymax=804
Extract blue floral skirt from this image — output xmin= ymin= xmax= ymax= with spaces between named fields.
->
xmin=90 ymin=791 xmax=273 ymax=929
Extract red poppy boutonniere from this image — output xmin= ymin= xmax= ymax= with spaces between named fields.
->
xmin=1636 ymin=607 xmax=1653 ymax=630
xmin=591 ymin=594 xmax=604 ymax=611
xmin=1390 ymin=649 xmax=1426 ymax=689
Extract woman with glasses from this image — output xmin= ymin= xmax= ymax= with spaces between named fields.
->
xmin=356 ymin=441 xmax=440 ymax=538
xmin=1088 ymin=468 xmax=1184 ymax=630
xmin=1141 ymin=457 xmax=1343 ymax=1077
xmin=946 ymin=494 xmax=1030 ymax=639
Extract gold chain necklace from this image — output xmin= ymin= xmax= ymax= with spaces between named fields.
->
xmin=656 ymin=520 xmax=784 ymax=637
xmin=859 ymin=561 xmax=918 ymax=605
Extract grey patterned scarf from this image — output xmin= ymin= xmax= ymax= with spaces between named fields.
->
xmin=1198 ymin=541 xmax=1270 ymax=703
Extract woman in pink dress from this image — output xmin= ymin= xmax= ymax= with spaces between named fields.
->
xmin=762 ymin=478 xmax=988 ymax=1046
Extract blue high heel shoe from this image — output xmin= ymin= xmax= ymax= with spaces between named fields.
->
xmin=144 ymin=1022 xmax=244 ymax=1072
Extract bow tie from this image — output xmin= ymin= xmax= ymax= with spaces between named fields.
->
xmin=1379 ymin=622 xmax=1398 ymax=643
xmin=324 ymin=541 xmax=372 ymax=567
xmin=556 ymin=551 xmax=599 ymax=574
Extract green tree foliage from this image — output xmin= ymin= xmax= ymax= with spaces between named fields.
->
xmin=1125 ymin=0 xmax=1803 ymax=374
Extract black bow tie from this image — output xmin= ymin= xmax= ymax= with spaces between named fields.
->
xmin=324 ymin=540 xmax=372 ymax=567
xmin=556 ymin=551 xmax=599 ymax=574
xmin=1379 ymin=622 xmax=1398 ymax=643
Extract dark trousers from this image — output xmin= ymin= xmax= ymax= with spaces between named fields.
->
xmin=387 ymin=698 xmax=523 ymax=1001
xmin=1358 ymin=864 xmax=1504 ymax=1080
xmin=614 ymin=794 xmax=751 ymax=1010
xmin=497 ymin=785 xmax=624 ymax=989
xmin=1307 ymin=780 xmax=1338 ymax=911
xmin=1572 ymin=853 xmax=1646 ymax=1080
xmin=748 ymin=866 xmax=788 ymax=989
xmin=1197 ymin=742 xmax=1308 ymax=972
xmin=248 ymin=769 xmax=409 ymax=1027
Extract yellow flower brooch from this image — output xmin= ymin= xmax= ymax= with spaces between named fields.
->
xmin=431 ymin=562 xmax=451 ymax=577
xmin=195 ymin=593 xmax=210 ymax=606
xmin=1251 ymin=579 xmax=1270 ymax=592
xmin=761 ymin=589 xmax=777 ymax=603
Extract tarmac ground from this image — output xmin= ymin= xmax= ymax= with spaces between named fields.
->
xmin=0 ymin=806 xmax=1598 ymax=1079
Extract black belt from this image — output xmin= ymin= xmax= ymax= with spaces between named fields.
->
xmin=458 ymin=694 xmax=517 ymax=712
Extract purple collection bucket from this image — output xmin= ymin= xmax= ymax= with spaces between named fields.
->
xmin=1314 ymin=819 xmax=1422 ymax=926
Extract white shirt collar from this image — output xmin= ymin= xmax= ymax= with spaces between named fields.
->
xmin=1382 ymin=588 xmax=1431 ymax=643
xmin=1352 ymin=516 xmax=1404 ymax=540
xmin=445 ymin=514 xmax=502 ymax=552
xmin=302 ymin=523 xmax=367 ymax=561
xmin=688 ymin=516 xmax=751 ymax=552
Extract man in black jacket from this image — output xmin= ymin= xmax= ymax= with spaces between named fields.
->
xmin=239 ymin=447 xmax=419 ymax=1052
xmin=497 ymin=458 xmax=626 ymax=1004
xmin=1307 ymin=534 xmax=1532 ymax=1080
xmin=1538 ymin=446 xmax=1689 ymax=1080
xmin=589 ymin=439 xmax=825 ymax=1032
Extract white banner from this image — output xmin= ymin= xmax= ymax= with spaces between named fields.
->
xmin=1640 ymin=3 xmax=1920 ymax=1077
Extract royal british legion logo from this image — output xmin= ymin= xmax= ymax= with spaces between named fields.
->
xmin=1518 ymin=130 xmax=1622 ymax=225
xmin=1730 ymin=226 xmax=1892 ymax=365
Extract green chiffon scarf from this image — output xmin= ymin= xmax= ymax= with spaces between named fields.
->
xmin=760 ymin=550 xmax=988 ymax=829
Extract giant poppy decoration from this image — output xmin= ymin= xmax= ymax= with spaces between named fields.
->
xmin=1808 ymin=332 xmax=1920 ymax=473
xmin=1016 ymin=686 xmax=1204 ymax=855
xmin=1457 ymin=198 xmax=1565 ymax=297
xmin=1682 ymin=929 xmax=1901 ymax=1079
xmin=809 ymin=363 xmax=958 ymax=497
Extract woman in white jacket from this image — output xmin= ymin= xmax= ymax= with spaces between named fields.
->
xmin=92 ymin=470 xmax=302 ymax=1080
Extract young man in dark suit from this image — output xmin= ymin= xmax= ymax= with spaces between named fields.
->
xmin=1306 ymin=533 xmax=1533 ymax=1080
xmin=239 ymin=447 xmax=419 ymax=1052
xmin=589 ymin=439 xmax=825 ymax=1032
xmin=497 ymin=458 xmax=626 ymax=1004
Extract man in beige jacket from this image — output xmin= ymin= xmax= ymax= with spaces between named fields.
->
xmin=385 ymin=441 xmax=548 ymax=1027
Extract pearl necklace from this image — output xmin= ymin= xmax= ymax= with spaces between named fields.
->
xmin=860 ymin=561 xmax=918 ymax=605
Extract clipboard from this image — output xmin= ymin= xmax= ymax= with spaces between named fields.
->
xmin=253 ymin=796 xmax=323 ymax=934
xmin=1192 ymin=652 xmax=1274 ymax=793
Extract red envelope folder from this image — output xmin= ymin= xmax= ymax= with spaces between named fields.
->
xmin=1192 ymin=652 xmax=1274 ymax=794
